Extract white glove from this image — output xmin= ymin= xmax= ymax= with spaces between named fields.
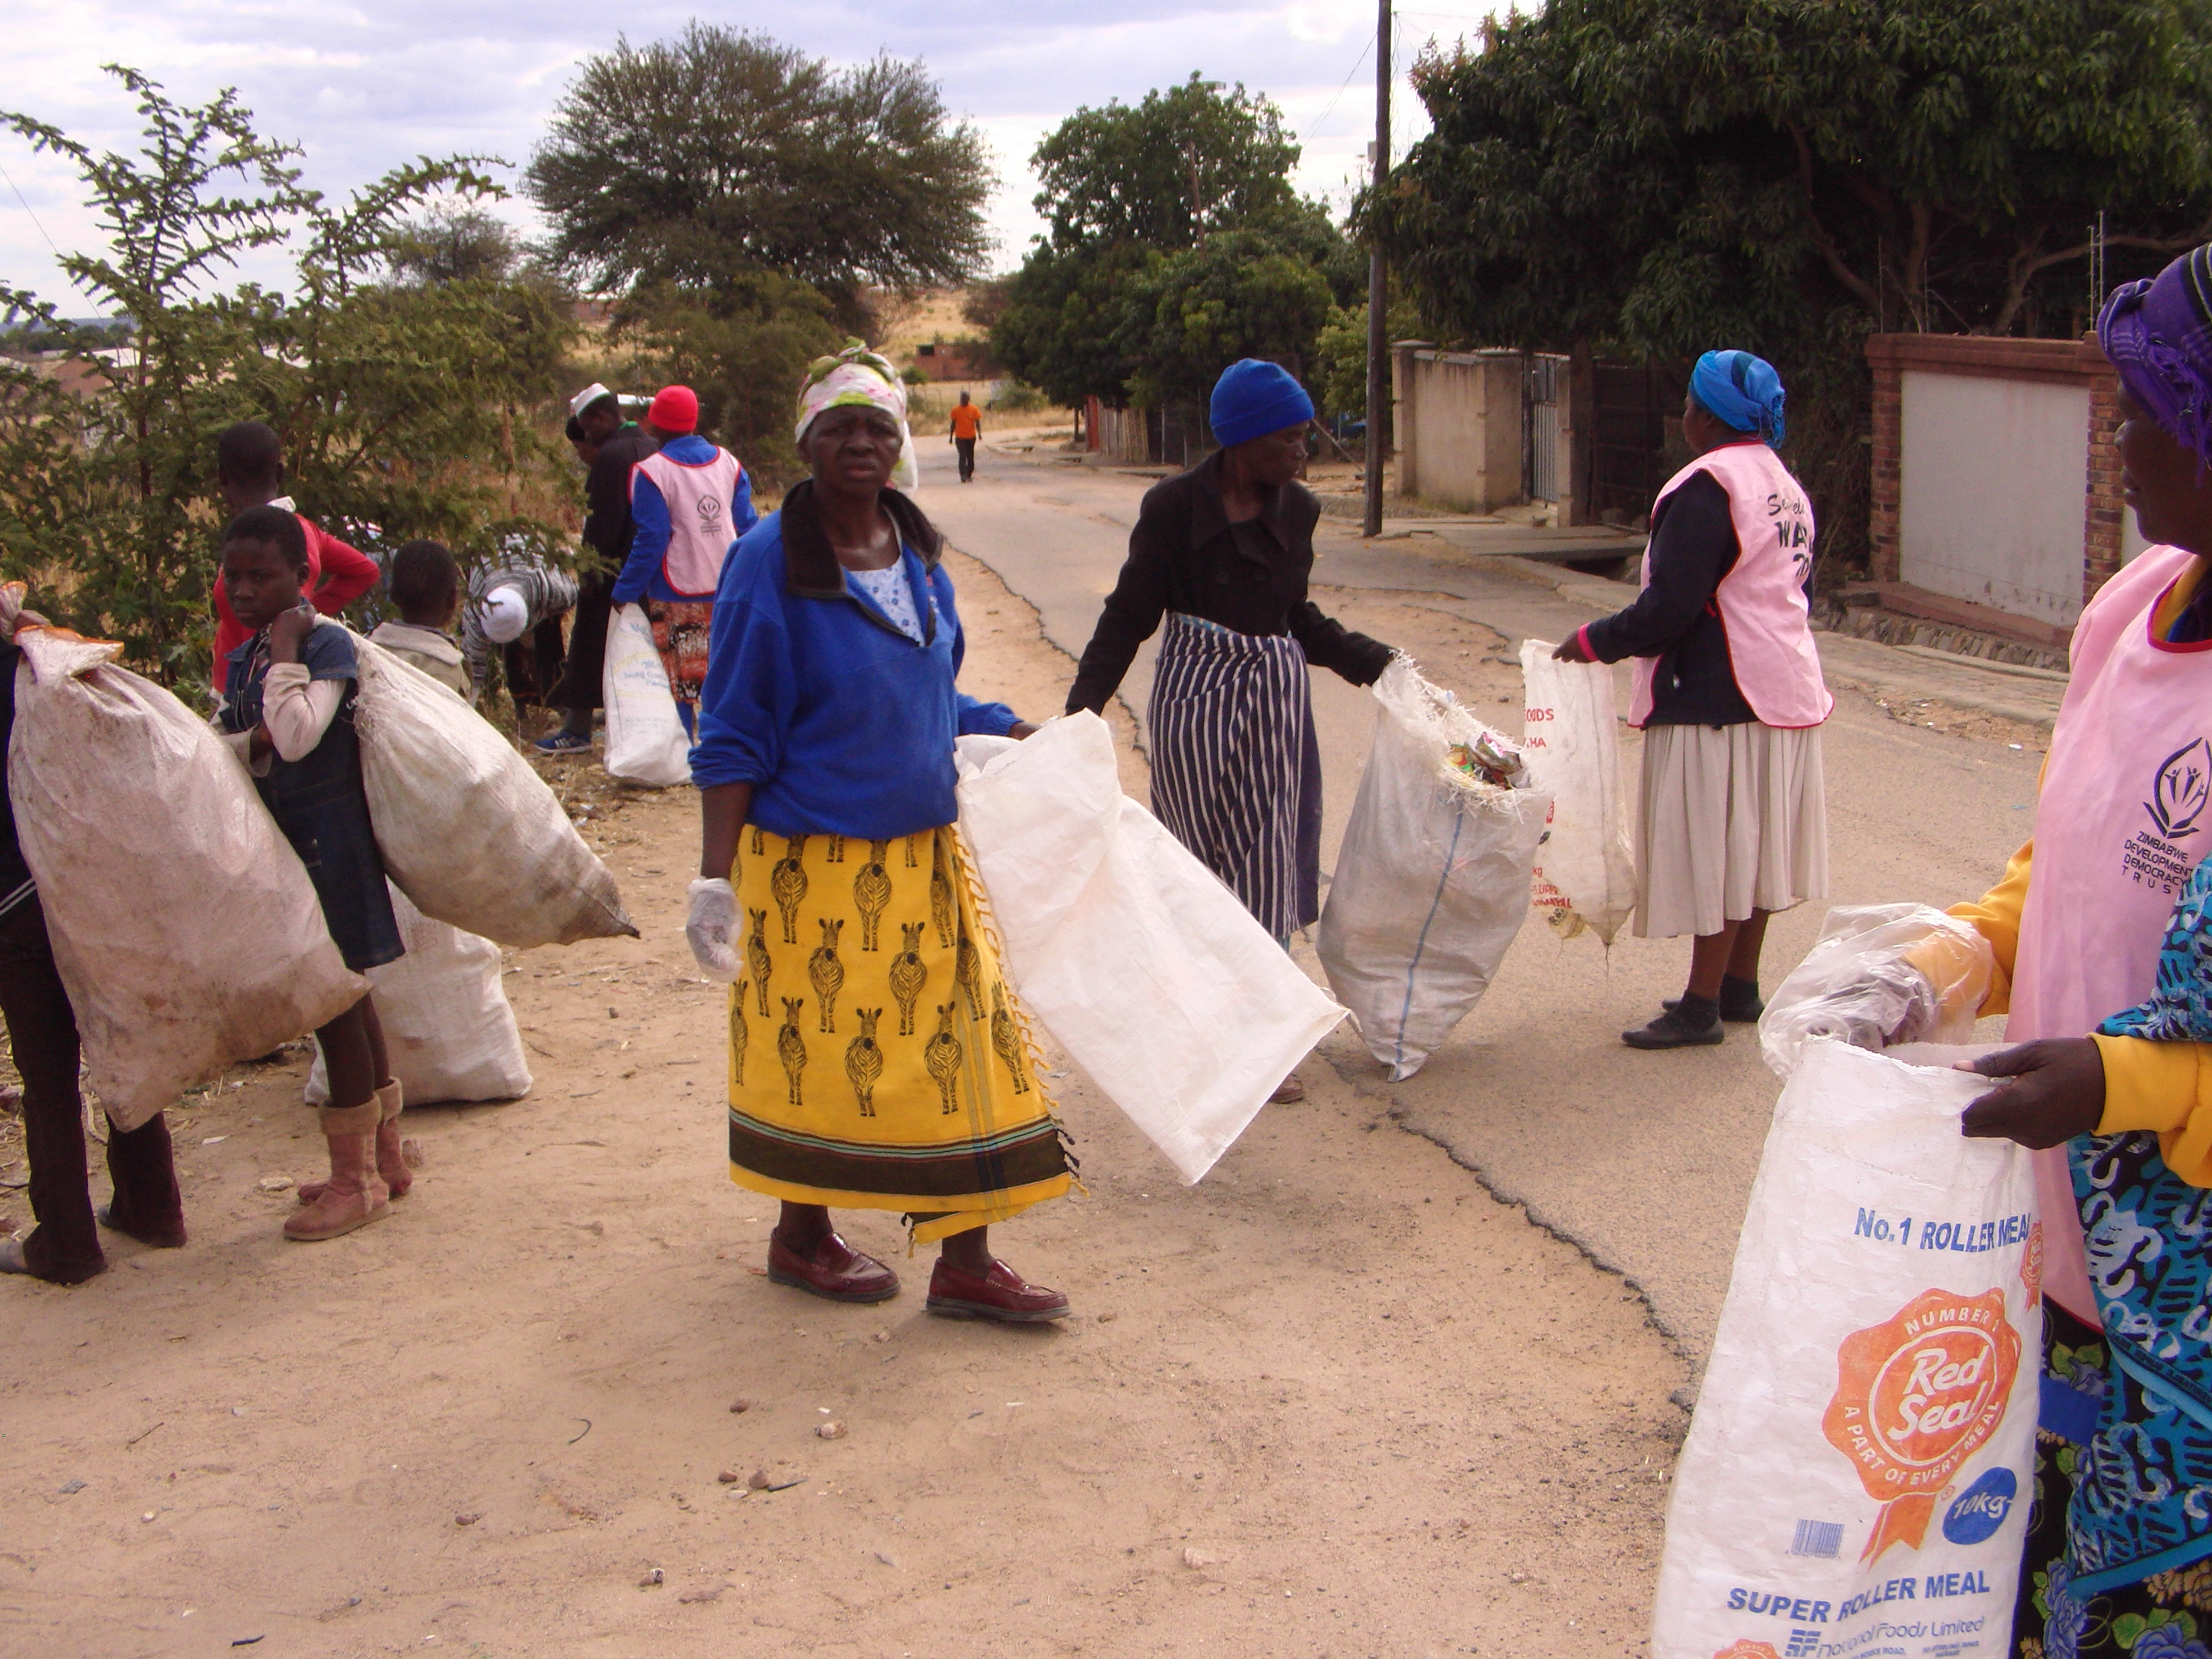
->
xmin=685 ymin=878 xmax=742 ymax=983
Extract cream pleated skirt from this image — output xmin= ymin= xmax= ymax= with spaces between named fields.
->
xmin=1635 ymin=721 xmax=1828 ymax=940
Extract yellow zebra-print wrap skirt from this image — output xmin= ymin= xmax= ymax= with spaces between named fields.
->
xmin=724 ymin=823 xmax=1071 ymax=1242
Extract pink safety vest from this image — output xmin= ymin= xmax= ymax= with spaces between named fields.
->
xmin=633 ymin=446 xmax=745 ymax=598
xmin=2010 ymin=542 xmax=2212 ymax=1321
xmin=1628 ymin=442 xmax=1833 ymax=729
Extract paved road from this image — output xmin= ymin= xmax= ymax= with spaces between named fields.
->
xmin=928 ymin=442 xmax=2046 ymax=1381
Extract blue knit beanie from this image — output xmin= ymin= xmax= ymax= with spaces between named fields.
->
xmin=1209 ymin=359 xmax=1316 ymax=449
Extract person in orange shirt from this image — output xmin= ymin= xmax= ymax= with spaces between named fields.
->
xmin=948 ymin=391 xmax=983 ymax=483
xmin=209 ymin=423 xmax=382 ymax=693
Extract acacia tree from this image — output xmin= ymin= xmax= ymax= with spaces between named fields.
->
xmin=0 ymin=66 xmax=572 ymax=681
xmin=525 ymin=26 xmax=992 ymax=323
xmin=1378 ymin=0 xmax=2212 ymax=567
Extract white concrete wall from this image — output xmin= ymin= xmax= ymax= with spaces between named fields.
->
xmin=1398 ymin=352 xmax=1523 ymax=512
xmin=1898 ymin=370 xmax=2089 ymax=625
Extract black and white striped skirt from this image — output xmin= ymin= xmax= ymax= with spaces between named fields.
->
xmin=1148 ymin=612 xmax=1323 ymax=940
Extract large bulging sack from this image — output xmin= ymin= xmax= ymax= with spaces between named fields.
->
xmin=307 ymin=881 xmax=531 ymax=1106
xmin=1650 ymin=1040 xmax=2040 ymax=1659
xmin=1519 ymin=641 xmax=1637 ymax=944
xmin=955 ymin=713 xmax=1346 ymax=1183
xmin=601 ymin=603 xmax=691 ymax=788
xmin=348 ymin=631 xmax=635 ymax=947
xmin=9 ymin=630 xmax=364 ymax=1130
xmin=1318 ymin=660 xmax=1550 ymax=1079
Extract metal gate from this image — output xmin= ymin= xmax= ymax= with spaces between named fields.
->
xmin=1588 ymin=359 xmax=1689 ymax=526
xmin=1523 ymin=354 xmax=1567 ymax=503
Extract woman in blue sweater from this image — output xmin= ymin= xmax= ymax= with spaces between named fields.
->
xmin=683 ymin=343 xmax=1073 ymax=1323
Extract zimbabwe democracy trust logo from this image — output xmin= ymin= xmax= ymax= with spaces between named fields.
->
xmin=2147 ymin=737 xmax=2212 ymax=840
xmin=1821 ymin=1287 xmax=2020 ymax=1563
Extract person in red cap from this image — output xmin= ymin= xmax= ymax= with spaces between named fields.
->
xmin=613 ymin=385 xmax=757 ymax=731
xmin=209 ymin=421 xmax=382 ymax=695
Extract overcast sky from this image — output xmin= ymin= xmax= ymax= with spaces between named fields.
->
xmin=0 ymin=1 xmax=1501 ymax=311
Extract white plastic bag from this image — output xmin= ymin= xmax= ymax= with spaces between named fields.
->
xmin=306 ymin=882 xmax=531 ymax=1106
xmin=601 ymin=603 xmax=691 ymax=788
xmin=1760 ymin=903 xmax=1996 ymax=1076
xmin=954 ymin=714 xmax=1346 ymax=1182
xmin=8 ymin=630 xmax=364 ymax=1130
xmin=1520 ymin=641 xmax=1637 ymax=943
xmin=1317 ymin=660 xmax=1551 ymax=1079
xmin=1652 ymin=1040 xmax=2040 ymax=1659
xmin=348 ymin=630 xmax=636 ymax=947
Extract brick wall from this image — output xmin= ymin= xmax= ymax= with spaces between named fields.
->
xmin=2084 ymin=366 xmax=2125 ymax=599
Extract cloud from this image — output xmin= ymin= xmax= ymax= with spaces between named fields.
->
xmin=0 ymin=0 xmax=1483 ymax=304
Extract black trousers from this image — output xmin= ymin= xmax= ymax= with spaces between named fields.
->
xmin=955 ymin=438 xmax=977 ymax=481
xmin=549 ymin=568 xmax=616 ymax=714
xmin=0 ymin=896 xmax=180 ymax=1281
xmin=503 ymin=614 xmax=570 ymax=707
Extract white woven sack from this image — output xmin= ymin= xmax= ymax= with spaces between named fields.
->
xmin=601 ymin=603 xmax=691 ymax=788
xmin=347 ymin=629 xmax=635 ymax=948
xmin=954 ymin=713 xmax=1346 ymax=1183
xmin=306 ymin=881 xmax=531 ymax=1106
xmin=1318 ymin=660 xmax=1550 ymax=1080
xmin=1519 ymin=641 xmax=1637 ymax=944
xmin=8 ymin=630 xmax=364 ymax=1129
xmin=1651 ymin=1040 xmax=2039 ymax=1659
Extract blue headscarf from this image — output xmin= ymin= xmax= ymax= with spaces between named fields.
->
xmin=1690 ymin=350 xmax=1786 ymax=449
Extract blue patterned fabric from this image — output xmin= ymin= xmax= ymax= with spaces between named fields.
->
xmin=2063 ymin=856 xmax=2212 ymax=1593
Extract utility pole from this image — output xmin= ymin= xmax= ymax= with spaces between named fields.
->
xmin=1362 ymin=0 xmax=1390 ymax=538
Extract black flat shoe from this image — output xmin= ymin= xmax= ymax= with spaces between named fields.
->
xmin=1664 ymin=991 xmax=1765 ymax=1023
xmin=1623 ymin=1006 xmax=1725 ymax=1049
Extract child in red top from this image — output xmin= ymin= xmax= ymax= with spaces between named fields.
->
xmin=209 ymin=422 xmax=379 ymax=693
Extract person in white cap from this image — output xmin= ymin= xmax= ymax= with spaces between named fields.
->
xmin=540 ymin=382 xmax=658 ymax=753
xmin=460 ymin=544 xmax=581 ymax=724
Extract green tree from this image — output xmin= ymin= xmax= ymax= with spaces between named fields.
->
xmin=0 ymin=66 xmax=574 ymax=683
xmin=1121 ymin=231 xmax=1334 ymax=406
xmin=994 ymin=76 xmax=1350 ymax=414
xmin=525 ymin=25 xmax=992 ymax=322
xmin=609 ymin=271 xmax=843 ymax=490
xmin=1030 ymin=74 xmax=1300 ymax=251
xmin=990 ymin=241 xmax=1161 ymax=408
xmin=1380 ymin=0 xmax=2212 ymax=565
xmin=386 ymin=203 xmax=524 ymax=287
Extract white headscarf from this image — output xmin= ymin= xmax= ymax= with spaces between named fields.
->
xmin=794 ymin=340 xmax=920 ymax=493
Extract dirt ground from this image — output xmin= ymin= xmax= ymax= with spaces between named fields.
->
xmin=0 ymin=552 xmax=1689 ymax=1658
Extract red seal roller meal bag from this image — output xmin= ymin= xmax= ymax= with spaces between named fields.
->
xmin=1651 ymin=1040 xmax=2040 ymax=1659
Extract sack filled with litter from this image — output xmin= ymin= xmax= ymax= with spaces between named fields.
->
xmin=1317 ymin=658 xmax=1550 ymax=1079
xmin=307 ymin=881 xmax=531 ymax=1106
xmin=348 ymin=631 xmax=635 ymax=947
xmin=9 ymin=628 xmax=364 ymax=1129
xmin=601 ymin=603 xmax=691 ymax=788
xmin=1519 ymin=641 xmax=1637 ymax=943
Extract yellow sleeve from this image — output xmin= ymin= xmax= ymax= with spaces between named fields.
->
xmin=1945 ymin=838 xmax=2032 ymax=1017
xmin=2092 ymin=1034 xmax=2212 ymax=1186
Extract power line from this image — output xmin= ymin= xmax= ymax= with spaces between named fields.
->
xmin=1301 ymin=30 xmax=1375 ymax=146
xmin=0 ymin=158 xmax=61 ymax=259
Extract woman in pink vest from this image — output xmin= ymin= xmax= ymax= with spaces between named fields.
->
xmin=1828 ymin=245 xmax=2212 ymax=1659
xmin=1554 ymin=351 xmax=1831 ymax=1048
xmin=613 ymin=385 xmax=759 ymax=732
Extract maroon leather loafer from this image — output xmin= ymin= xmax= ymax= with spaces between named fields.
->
xmin=766 ymin=1231 xmax=899 ymax=1303
xmin=925 ymin=1257 xmax=1069 ymax=1323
